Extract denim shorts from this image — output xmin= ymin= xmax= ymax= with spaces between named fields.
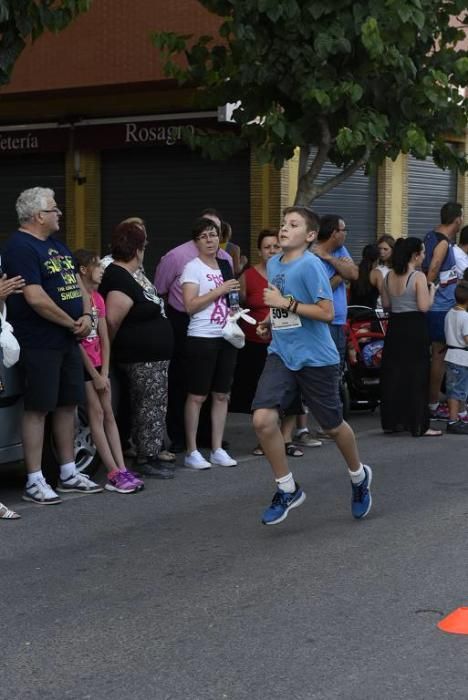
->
xmin=445 ymin=361 xmax=468 ymax=402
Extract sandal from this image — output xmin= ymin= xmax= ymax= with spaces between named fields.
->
xmin=0 ymin=502 xmax=21 ymax=519
xmin=285 ymin=442 xmax=304 ymax=458
xmin=423 ymin=429 xmax=443 ymax=437
xmin=252 ymin=445 xmax=264 ymax=456
xmin=158 ymin=449 xmax=176 ymax=462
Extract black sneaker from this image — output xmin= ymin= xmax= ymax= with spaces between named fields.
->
xmin=135 ymin=460 xmax=175 ymax=479
xmin=447 ymin=420 xmax=468 ymax=435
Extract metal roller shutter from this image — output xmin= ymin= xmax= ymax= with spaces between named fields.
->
xmin=101 ymin=147 xmax=251 ymax=277
xmin=408 ymin=155 xmax=457 ymax=238
xmin=306 ymin=150 xmax=377 ymax=260
xmin=0 ymin=154 xmax=66 ymax=250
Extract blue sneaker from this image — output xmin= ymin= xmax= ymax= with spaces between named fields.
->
xmin=261 ymin=483 xmax=306 ymax=525
xmin=351 ymin=465 xmax=372 ymax=519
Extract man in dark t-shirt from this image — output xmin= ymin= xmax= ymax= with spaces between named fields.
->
xmin=2 ymin=187 xmax=103 ymax=505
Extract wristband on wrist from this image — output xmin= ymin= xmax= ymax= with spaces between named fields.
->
xmin=292 ymin=300 xmax=299 ymax=314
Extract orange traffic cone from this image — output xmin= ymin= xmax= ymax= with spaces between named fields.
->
xmin=437 ymin=607 xmax=468 ymax=634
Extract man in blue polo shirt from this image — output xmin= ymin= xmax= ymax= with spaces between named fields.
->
xmin=310 ymin=214 xmax=358 ymax=440
xmin=313 ymin=214 xmax=358 ymax=369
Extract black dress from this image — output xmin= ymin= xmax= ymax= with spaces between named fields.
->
xmin=380 ymin=272 xmax=430 ymax=436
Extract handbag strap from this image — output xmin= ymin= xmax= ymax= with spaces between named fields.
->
xmin=217 ymin=257 xmax=234 ymax=282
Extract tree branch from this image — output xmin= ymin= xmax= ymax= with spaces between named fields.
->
xmin=311 ymin=147 xmax=371 ymax=200
xmin=296 ymin=118 xmax=332 ymax=200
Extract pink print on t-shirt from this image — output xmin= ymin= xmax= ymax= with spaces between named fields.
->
xmin=207 ymin=272 xmax=228 ymax=326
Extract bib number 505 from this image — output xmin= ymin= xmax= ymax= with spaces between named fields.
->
xmin=272 ymin=308 xmax=288 ymax=320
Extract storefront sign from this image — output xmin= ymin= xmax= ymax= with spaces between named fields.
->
xmin=124 ymin=122 xmax=195 ymax=146
xmin=74 ymin=120 xmax=205 ymax=150
xmin=0 ymin=117 xmax=232 ymax=155
xmin=0 ymin=128 xmax=68 ymax=154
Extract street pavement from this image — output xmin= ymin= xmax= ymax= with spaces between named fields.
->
xmin=1 ymin=410 xmax=468 ymax=700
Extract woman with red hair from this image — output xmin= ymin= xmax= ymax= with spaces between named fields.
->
xmin=99 ymin=218 xmax=175 ymax=479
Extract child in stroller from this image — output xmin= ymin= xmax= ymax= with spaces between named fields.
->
xmin=344 ymin=306 xmax=387 ymax=408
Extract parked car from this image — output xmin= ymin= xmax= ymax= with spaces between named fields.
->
xmin=0 ymin=360 xmax=98 ymax=482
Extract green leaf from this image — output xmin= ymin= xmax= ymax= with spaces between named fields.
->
xmin=361 ymin=16 xmax=384 ymax=59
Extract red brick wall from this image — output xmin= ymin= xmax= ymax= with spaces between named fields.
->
xmin=1 ymin=0 xmax=220 ymax=94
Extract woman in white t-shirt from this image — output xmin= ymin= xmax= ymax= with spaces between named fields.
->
xmin=181 ymin=217 xmax=240 ymax=470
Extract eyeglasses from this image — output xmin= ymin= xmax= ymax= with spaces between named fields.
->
xmin=41 ymin=207 xmax=62 ymax=214
xmin=197 ymin=231 xmax=219 ymax=241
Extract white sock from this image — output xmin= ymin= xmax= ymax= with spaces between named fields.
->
xmin=276 ymin=472 xmax=296 ymax=493
xmin=349 ymin=464 xmax=365 ymax=484
xmin=27 ymin=470 xmax=44 ymax=487
xmin=295 ymin=428 xmax=309 ymax=436
xmin=60 ymin=462 xmax=76 ymax=480
xmin=458 ymin=411 xmax=467 ymax=419
xmin=429 ymin=402 xmax=439 ymax=411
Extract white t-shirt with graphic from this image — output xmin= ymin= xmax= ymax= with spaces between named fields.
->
xmin=180 ymin=257 xmax=228 ymax=337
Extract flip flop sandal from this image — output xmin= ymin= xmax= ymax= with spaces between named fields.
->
xmin=252 ymin=445 xmax=264 ymax=456
xmin=0 ymin=503 xmax=21 ymax=519
xmin=158 ymin=450 xmax=176 ymax=462
xmin=423 ymin=429 xmax=443 ymax=437
xmin=285 ymin=442 xmax=304 ymax=457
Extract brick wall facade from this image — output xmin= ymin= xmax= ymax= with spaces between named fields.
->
xmin=1 ymin=0 xmax=220 ymax=94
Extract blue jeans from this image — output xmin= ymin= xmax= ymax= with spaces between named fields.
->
xmin=329 ymin=324 xmax=346 ymax=373
xmin=445 ymin=361 xmax=468 ymax=402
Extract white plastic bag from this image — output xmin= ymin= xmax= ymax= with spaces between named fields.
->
xmin=222 ymin=308 xmax=256 ymax=349
xmin=0 ymin=304 xmax=20 ymax=368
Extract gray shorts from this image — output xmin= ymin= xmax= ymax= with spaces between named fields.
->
xmin=251 ymin=353 xmax=343 ymax=430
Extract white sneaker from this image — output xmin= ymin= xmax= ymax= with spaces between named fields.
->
xmin=56 ymin=472 xmax=103 ymax=494
xmin=22 ymin=477 xmax=62 ymax=505
xmin=184 ymin=450 xmax=211 ymax=470
xmin=210 ymin=448 xmax=238 ymax=467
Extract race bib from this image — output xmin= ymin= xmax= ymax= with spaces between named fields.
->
xmin=439 ymin=267 xmax=457 ymax=288
xmin=270 ymin=307 xmax=302 ymax=330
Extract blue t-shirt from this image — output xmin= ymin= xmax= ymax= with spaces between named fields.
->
xmin=267 ymin=251 xmax=340 ymax=370
xmin=316 ymin=245 xmax=350 ymax=325
xmin=2 ymin=230 xmax=83 ymax=349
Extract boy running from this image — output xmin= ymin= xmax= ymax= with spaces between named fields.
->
xmin=252 ymin=207 xmax=372 ymax=525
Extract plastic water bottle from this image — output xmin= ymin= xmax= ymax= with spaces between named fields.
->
xmin=228 ymin=290 xmax=240 ymax=313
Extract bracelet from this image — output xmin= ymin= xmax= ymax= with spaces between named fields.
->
xmin=292 ymin=300 xmax=299 ymax=314
xmin=82 ymin=312 xmax=96 ymax=329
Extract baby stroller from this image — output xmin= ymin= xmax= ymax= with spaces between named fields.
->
xmin=342 ymin=306 xmax=388 ymax=412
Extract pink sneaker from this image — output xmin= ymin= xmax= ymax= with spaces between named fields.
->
xmin=121 ymin=469 xmax=144 ymax=491
xmin=429 ymin=404 xmax=449 ymax=421
xmin=105 ymin=470 xmax=139 ymax=494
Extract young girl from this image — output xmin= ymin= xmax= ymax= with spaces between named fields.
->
xmin=74 ymin=249 xmax=144 ymax=493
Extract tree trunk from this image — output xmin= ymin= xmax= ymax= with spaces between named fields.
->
xmin=294 ymin=146 xmax=371 ymax=205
